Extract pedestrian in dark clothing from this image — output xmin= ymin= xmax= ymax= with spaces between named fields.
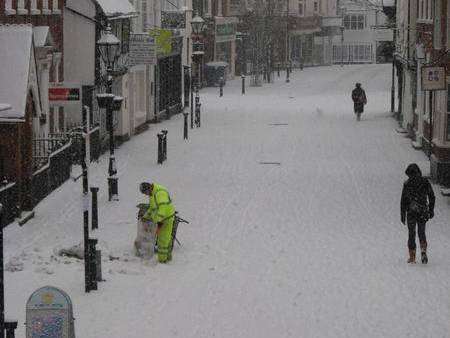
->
xmin=351 ymin=83 xmax=367 ymax=121
xmin=400 ymin=163 xmax=435 ymax=264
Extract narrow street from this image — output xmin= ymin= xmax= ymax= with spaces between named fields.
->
xmin=5 ymin=64 xmax=450 ymax=337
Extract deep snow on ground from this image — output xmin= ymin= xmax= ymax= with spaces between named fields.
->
xmin=5 ymin=64 xmax=450 ymax=338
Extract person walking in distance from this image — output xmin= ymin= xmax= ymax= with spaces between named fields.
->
xmin=400 ymin=163 xmax=435 ymax=264
xmin=351 ymin=83 xmax=367 ymax=121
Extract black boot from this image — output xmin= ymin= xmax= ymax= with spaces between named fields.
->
xmin=420 ymin=241 xmax=428 ymax=264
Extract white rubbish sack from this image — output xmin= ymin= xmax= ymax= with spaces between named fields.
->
xmin=134 ymin=217 xmax=157 ymax=258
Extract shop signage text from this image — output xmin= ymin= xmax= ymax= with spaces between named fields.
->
xmin=49 ymin=88 xmax=80 ymax=101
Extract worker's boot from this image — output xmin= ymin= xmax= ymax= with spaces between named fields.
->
xmin=420 ymin=241 xmax=428 ymax=264
xmin=407 ymin=249 xmax=416 ymax=264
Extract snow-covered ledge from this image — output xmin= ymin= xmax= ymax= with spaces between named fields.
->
xmin=17 ymin=0 xmax=28 ymax=15
xmin=30 ymin=0 xmax=41 ymax=14
xmin=42 ymin=0 xmax=51 ymax=14
xmin=52 ymin=0 xmax=61 ymax=14
xmin=5 ymin=0 xmax=16 ymax=15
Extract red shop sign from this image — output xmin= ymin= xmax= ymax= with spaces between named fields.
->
xmin=49 ymin=88 xmax=80 ymax=101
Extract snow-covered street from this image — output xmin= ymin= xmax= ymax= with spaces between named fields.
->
xmin=5 ymin=64 xmax=450 ymax=337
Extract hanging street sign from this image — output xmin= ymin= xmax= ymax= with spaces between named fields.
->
xmin=129 ymin=34 xmax=156 ymax=66
xmin=421 ymin=66 xmax=446 ymax=91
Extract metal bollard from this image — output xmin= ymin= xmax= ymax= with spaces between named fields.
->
xmin=108 ymin=177 xmax=118 ymax=202
xmin=190 ymin=87 xmax=194 ymax=129
xmin=219 ymin=77 xmax=224 ymax=97
xmin=96 ymin=250 xmax=102 ymax=282
xmin=5 ymin=321 xmax=17 ymax=338
xmin=277 ymin=64 xmax=280 ymax=77
xmin=161 ymin=130 xmax=168 ymax=162
xmin=242 ymin=75 xmax=245 ymax=95
xmin=183 ymin=112 xmax=189 ymax=140
xmin=166 ymin=104 xmax=171 ymax=120
xmin=157 ymin=133 xmax=164 ymax=164
xmin=88 ymin=238 xmax=98 ymax=291
xmin=195 ymin=103 xmax=201 ymax=128
xmin=90 ymin=187 xmax=99 ymax=230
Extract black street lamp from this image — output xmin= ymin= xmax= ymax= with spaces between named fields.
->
xmin=191 ymin=13 xmax=206 ymax=129
xmin=191 ymin=13 xmax=205 ymax=89
xmin=96 ymin=24 xmax=122 ymax=201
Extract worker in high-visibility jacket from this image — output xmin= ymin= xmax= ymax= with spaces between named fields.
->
xmin=140 ymin=182 xmax=175 ymax=263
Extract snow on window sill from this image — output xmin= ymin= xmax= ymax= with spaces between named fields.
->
xmin=17 ymin=8 xmax=29 ymax=15
xmin=52 ymin=9 xmax=62 ymax=14
xmin=31 ymin=9 xmax=41 ymax=15
xmin=5 ymin=9 xmax=16 ymax=15
xmin=42 ymin=9 xmax=51 ymax=14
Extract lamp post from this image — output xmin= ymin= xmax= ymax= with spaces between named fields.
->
xmin=96 ymin=25 xmax=122 ymax=201
xmin=191 ymin=13 xmax=205 ymax=128
xmin=340 ymin=25 xmax=344 ymax=67
xmin=191 ymin=13 xmax=205 ymax=89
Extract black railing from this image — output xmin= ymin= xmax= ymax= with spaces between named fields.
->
xmin=31 ymin=140 xmax=73 ymax=209
xmin=0 ymin=183 xmax=19 ymax=227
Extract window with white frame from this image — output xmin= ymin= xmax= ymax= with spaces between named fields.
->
xmin=418 ymin=0 xmax=432 ymax=20
xmin=31 ymin=0 xmax=41 ymax=14
xmin=42 ymin=0 xmax=51 ymax=14
xmin=142 ymin=1 xmax=148 ymax=30
xmin=344 ymin=14 xmax=365 ymax=30
xmin=298 ymin=0 xmax=304 ymax=16
xmin=434 ymin=0 xmax=441 ymax=49
xmin=17 ymin=0 xmax=28 ymax=14
xmin=52 ymin=0 xmax=60 ymax=12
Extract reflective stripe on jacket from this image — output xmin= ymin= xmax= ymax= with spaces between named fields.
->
xmin=143 ymin=183 xmax=175 ymax=223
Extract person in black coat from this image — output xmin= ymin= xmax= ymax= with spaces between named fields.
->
xmin=351 ymin=83 xmax=367 ymax=121
xmin=400 ymin=163 xmax=435 ymax=264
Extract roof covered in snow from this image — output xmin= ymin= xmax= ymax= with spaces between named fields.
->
xmin=95 ymin=0 xmax=137 ymax=19
xmin=0 ymin=25 xmax=33 ymax=120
